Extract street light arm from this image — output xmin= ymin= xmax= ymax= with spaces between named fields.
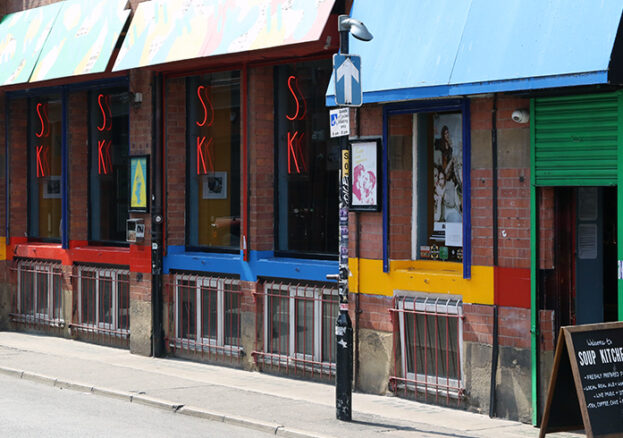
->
xmin=338 ymin=15 xmax=373 ymax=42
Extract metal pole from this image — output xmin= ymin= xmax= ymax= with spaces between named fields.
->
xmin=335 ymin=26 xmax=353 ymax=422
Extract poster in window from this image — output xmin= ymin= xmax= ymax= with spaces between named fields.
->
xmin=43 ymin=176 xmax=62 ymax=199
xmin=430 ymin=113 xmax=462 ymax=261
xmin=350 ymin=139 xmax=380 ymax=211
xmin=202 ymin=171 xmax=227 ymax=200
xmin=129 ymin=155 xmax=149 ymax=212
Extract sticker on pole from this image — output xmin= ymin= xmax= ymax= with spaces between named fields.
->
xmin=330 ymin=108 xmax=350 ymax=138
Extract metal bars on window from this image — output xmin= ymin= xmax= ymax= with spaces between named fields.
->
xmin=169 ymin=274 xmax=242 ymax=361
xmin=390 ymin=295 xmax=464 ymax=404
xmin=252 ymin=280 xmax=338 ymax=378
xmin=71 ymin=266 xmax=130 ymax=343
xmin=11 ymin=260 xmax=63 ymax=328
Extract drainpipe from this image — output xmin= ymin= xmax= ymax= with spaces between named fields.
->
xmin=354 ymin=107 xmax=362 ymax=389
xmin=151 ymin=72 xmax=165 ymax=357
xmin=5 ymin=95 xmax=9 ymax=242
xmin=489 ymin=95 xmax=499 ymax=418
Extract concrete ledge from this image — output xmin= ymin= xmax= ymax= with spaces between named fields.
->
xmin=54 ymin=379 xmax=93 ymax=393
xmin=22 ymin=371 xmax=57 ymax=386
xmin=91 ymin=386 xmax=133 ymax=402
xmin=222 ymin=414 xmax=281 ymax=435
xmin=177 ymin=406 xmax=226 ymax=423
xmin=131 ymin=394 xmax=184 ymax=412
xmin=276 ymin=426 xmax=335 ymax=438
xmin=0 ymin=366 xmax=24 ymax=379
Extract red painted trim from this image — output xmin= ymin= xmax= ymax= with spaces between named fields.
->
xmin=495 ymin=266 xmax=530 ymax=309
xmin=7 ymin=239 xmax=151 ymax=273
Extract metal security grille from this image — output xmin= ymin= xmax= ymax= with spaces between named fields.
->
xmin=11 ymin=260 xmax=63 ymax=328
xmin=252 ymin=280 xmax=338 ymax=379
xmin=390 ymin=295 xmax=464 ymax=404
xmin=168 ymin=274 xmax=242 ymax=362
xmin=71 ymin=266 xmax=130 ymax=346
xmin=533 ymin=92 xmax=619 ymax=186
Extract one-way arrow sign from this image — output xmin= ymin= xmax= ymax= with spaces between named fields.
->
xmin=333 ymin=53 xmax=362 ymax=107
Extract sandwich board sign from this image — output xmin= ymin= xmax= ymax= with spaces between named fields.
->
xmin=540 ymin=321 xmax=623 ymax=437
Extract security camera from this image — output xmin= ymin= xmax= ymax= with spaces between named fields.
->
xmin=511 ymin=109 xmax=529 ymax=124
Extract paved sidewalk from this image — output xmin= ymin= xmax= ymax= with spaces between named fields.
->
xmin=0 ymin=332 xmax=583 ymax=438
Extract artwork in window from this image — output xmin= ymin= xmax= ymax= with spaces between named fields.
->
xmin=350 ymin=139 xmax=380 ymax=211
xmin=202 ymin=171 xmax=227 ymax=200
xmin=429 ymin=113 xmax=463 ymax=261
xmin=129 ymin=155 xmax=149 ymax=212
xmin=42 ymin=176 xmax=61 ymax=199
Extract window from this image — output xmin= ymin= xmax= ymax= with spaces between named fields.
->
xmin=16 ymin=260 xmax=62 ymax=323
xmin=187 ymin=72 xmax=241 ymax=250
xmin=174 ymin=274 xmax=241 ymax=352
xmin=89 ymin=89 xmax=130 ymax=243
xmin=261 ymin=280 xmax=338 ymax=368
xmin=28 ymin=96 xmax=62 ymax=240
xmin=77 ymin=266 xmax=130 ymax=333
xmin=395 ymin=295 xmax=463 ymax=398
xmin=275 ymin=60 xmax=338 ymax=257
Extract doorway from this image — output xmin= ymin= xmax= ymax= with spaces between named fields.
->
xmin=540 ymin=186 xmax=618 ymax=332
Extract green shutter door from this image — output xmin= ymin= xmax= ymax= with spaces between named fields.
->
xmin=533 ymin=92 xmax=619 ymax=186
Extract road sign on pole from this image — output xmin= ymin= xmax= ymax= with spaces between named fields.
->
xmin=333 ymin=54 xmax=362 ymax=107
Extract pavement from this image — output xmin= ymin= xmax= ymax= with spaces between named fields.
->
xmin=0 ymin=331 xmax=584 ymax=438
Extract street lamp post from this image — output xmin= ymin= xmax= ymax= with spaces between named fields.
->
xmin=333 ymin=14 xmax=372 ymax=422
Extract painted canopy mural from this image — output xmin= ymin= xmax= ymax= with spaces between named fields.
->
xmin=0 ymin=3 xmax=63 ymax=85
xmin=30 ymin=0 xmax=130 ymax=82
xmin=113 ymin=0 xmax=335 ymax=71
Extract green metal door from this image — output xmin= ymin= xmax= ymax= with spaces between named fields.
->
xmin=533 ymin=92 xmax=619 ymax=186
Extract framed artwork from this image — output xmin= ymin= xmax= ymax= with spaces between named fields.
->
xmin=129 ymin=155 xmax=149 ymax=212
xmin=202 ymin=171 xmax=227 ymax=199
xmin=43 ymin=175 xmax=62 ymax=199
xmin=350 ymin=139 xmax=381 ymax=211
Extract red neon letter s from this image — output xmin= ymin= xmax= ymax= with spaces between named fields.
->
xmin=196 ymin=86 xmax=214 ymax=127
xmin=285 ymin=76 xmax=307 ymax=121
xmin=35 ymin=103 xmax=49 ymax=138
xmin=97 ymin=94 xmax=107 ymax=132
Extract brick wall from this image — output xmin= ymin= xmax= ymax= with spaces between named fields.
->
xmin=130 ymin=272 xmax=151 ymax=302
xmin=463 ymin=304 xmax=532 ymax=349
xmin=248 ymin=66 xmax=274 ymax=252
xmin=165 ymin=78 xmax=186 ymax=247
xmin=356 ymin=294 xmax=392 ymax=332
xmin=68 ymin=92 xmax=88 ymax=241
xmin=9 ymin=98 xmax=27 ymax=238
xmin=538 ymin=187 xmax=554 ymax=269
xmin=0 ymin=91 xmax=5 ymax=234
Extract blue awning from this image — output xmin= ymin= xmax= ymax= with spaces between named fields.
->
xmin=327 ymin=0 xmax=623 ymax=105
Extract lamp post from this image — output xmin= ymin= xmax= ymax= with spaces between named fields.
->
xmin=334 ymin=14 xmax=372 ymax=422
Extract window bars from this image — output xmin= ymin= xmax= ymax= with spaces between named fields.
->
xmin=252 ymin=280 xmax=339 ymax=378
xmin=11 ymin=260 xmax=63 ymax=328
xmin=71 ymin=266 xmax=130 ymax=344
xmin=168 ymin=274 xmax=242 ymax=361
xmin=390 ymin=295 xmax=464 ymax=404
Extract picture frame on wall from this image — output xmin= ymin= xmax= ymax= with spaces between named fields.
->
xmin=129 ymin=155 xmax=149 ymax=212
xmin=350 ymin=139 xmax=381 ymax=211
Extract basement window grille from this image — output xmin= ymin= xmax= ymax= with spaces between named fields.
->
xmin=13 ymin=260 xmax=63 ymax=326
xmin=391 ymin=295 xmax=464 ymax=402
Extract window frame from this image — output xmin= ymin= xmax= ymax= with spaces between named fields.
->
xmin=382 ymin=99 xmax=471 ymax=277
xmin=77 ymin=266 xmax=130 ymax=333
xmin=174 ymin=274 xmax=241 ymax=351
xmin=263 ymin=281 xmax=338 ymax=364
xmin=16 ymin=260 xmax=63 ymax=323
xmin=396 ymin=294 xmax=464 ymax=398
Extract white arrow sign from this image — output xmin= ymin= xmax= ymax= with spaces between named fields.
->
xmin=336 ymin=57 xmax=359 ymax=104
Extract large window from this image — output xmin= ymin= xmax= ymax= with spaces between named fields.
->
xmin=16 ymin=260 xmax=63 ymax=323
xmin=275 ymin=61 xmax=338 ymax=257
xmin=77 ymin=266 xmax=130 ymax=333
xmin=89 ymin=89 xmax=130 ymax=243
xmin=28 ymin=96 xmax=62 ymax=240
xmin=187 ymin=72 xmax=241 ymax=250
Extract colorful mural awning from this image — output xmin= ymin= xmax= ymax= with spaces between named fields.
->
xmin=0 ymin=3 xmax=63 ymax=86
xmin=29 ymin=0 xmax=131 ymax=83
xmin=112 ymin=0 xmax=335 ymax=72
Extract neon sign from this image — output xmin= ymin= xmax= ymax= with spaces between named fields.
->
xmin=285 ymin=75 xmax=307 ymax=174
xmin=35 ymin=102 xmax=50 ymax=177
xmin=96 ymin=94 xmax=113 ymax=175
xmin=195 ymin=85 xmax=215 ymax=174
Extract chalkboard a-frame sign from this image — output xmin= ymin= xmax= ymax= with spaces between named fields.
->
xmin=540 ymin=322 xmax=623 ymax=438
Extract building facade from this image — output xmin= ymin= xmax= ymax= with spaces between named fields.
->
xmin=1 ymin=0 xmax=622 ymax=426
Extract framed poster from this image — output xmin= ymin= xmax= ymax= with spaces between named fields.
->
xmin=43 ymin=175 xmax=62 ymax=199
xmin=202 ymin=171 xmax=227 ymax=200
xmin=350 ymin=139 xmax=381 ymax=211
xmin=129 ymin=155 xmax=149 ymax=212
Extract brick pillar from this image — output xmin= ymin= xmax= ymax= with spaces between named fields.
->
xmin=240 ymin=280 xmax=259 ymax=371
xmin=68 ymin=92 xmax=88 ymax=241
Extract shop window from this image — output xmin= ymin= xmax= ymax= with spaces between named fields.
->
xmin=174 ymin=274 xmax=241 ymax=354
xmin=392 ymin=295 xmax=463 ymax=399
xmin=275 ymin=61 xmax=339 ymax=257
xmin=88 ymin=89 xmax=130 ymax=243
xmin=389 ymin=111 xmax=465 ymax=262
xmin=187 ymin=72 xmax=241 ymax=250
xmin=257 ymin=280 xmax=338 ymax=371
xmin=28 ymin=96 xmax=62 ymax=241
xmin=15 ymin=260 xmax=63 ymax=323
xmin=77 ymin=266 xmax=130 ymax=333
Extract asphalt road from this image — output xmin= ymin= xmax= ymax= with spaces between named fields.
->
xmin=0 ymin=374 xmax=273 ymax=437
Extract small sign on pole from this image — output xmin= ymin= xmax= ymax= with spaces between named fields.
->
xmin=330 ymin=108 xmax=350 ymax=138
xmin=333 ymin=54 xmax=362 ymax=107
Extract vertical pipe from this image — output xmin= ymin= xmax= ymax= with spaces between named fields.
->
xmin=242 ymin=64 xmax=249 ymax=261
xmin=462 ymin=98 xmax=472 ymax=279
xmin=5 ymin=95 xmax=9 ymax=241
xmin=489 ymin=95 xmax=499 ymax=418
xmin=61 ymin=88 xmax=69 ymax=249
xmin=530 ymin=98 xmax=539 ymax=426
xmin=382 ymin=108 xmax=389 ymax=272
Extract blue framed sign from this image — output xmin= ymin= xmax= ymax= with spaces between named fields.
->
xmin=130 ymin=155 xmax=149 ymax=212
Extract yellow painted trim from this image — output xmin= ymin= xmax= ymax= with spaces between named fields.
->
xmin=0 ymin=237 xmax=5 ymax=261
xmin=348 ymin=258 xmax=494 ymax=305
